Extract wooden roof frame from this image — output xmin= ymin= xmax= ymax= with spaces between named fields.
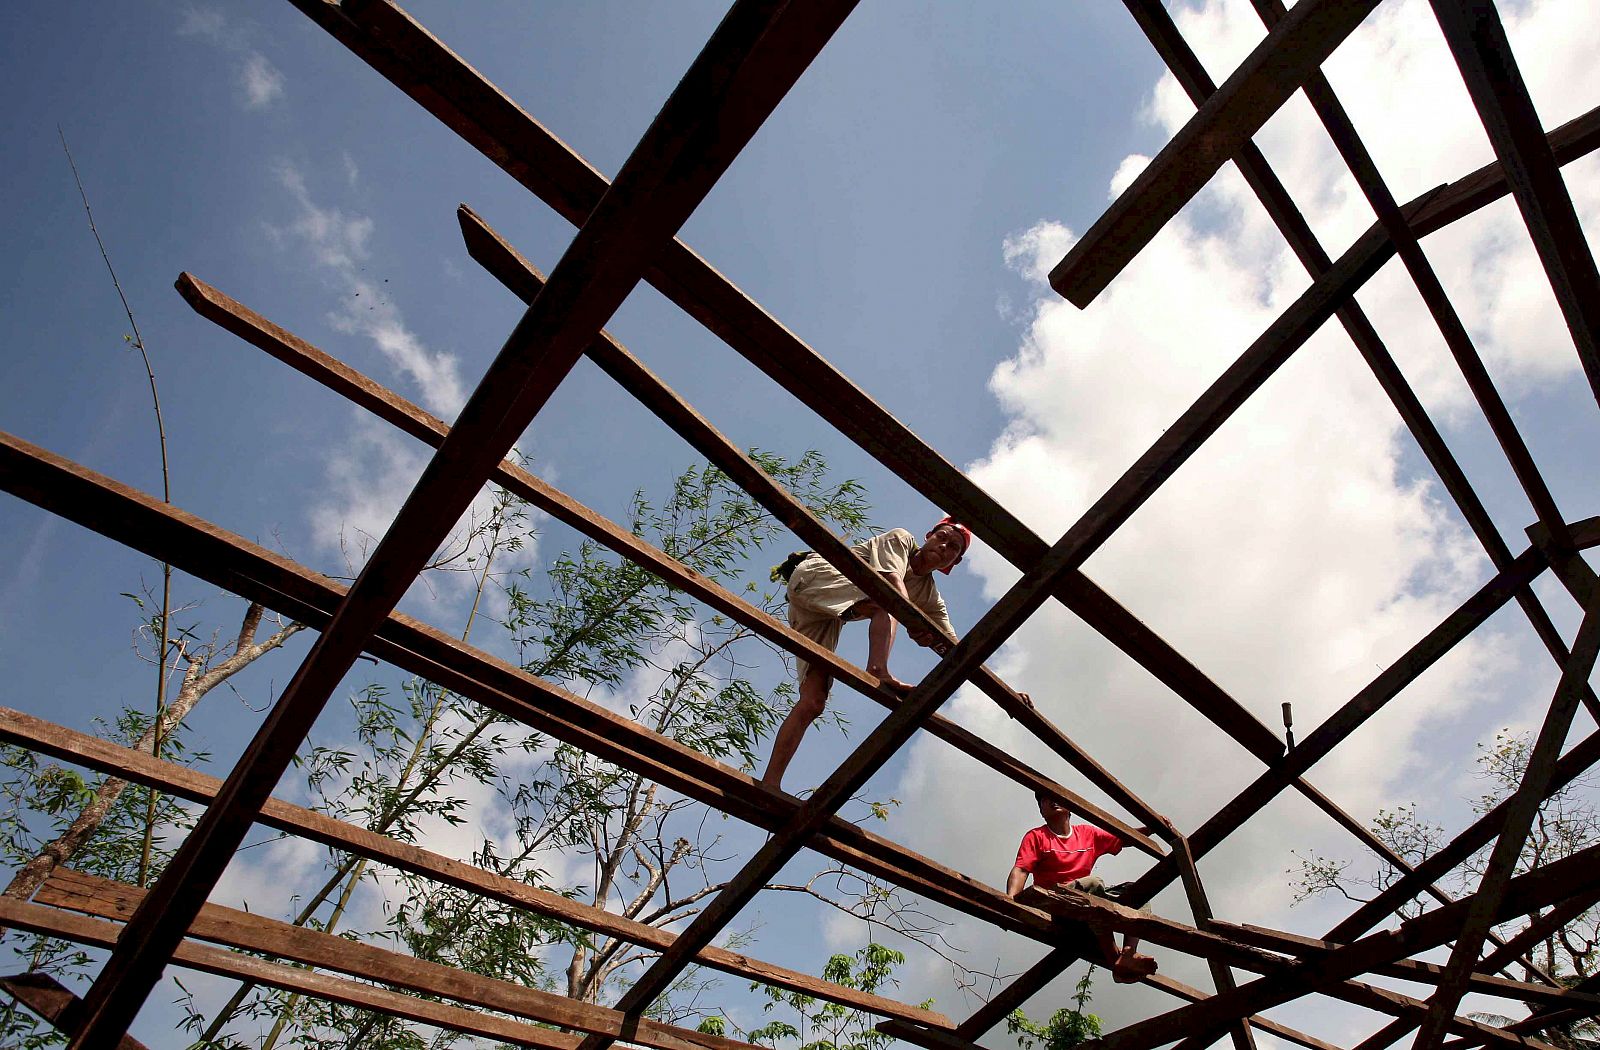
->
xmin=1 ymin=1 xmax=1596 ymax=1048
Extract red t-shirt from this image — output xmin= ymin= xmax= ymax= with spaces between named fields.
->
xmin=1014 ymin=823 xmax=1124 ymax=887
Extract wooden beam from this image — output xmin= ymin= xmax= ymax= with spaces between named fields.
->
xmin=1326 ymin=726 xmax=1600 ymax=943
xmin=1010 ymin=885 xmax=1558 ymax=1050
xmin=1170 ymin=837 xmax=1256 ymax=1050
xmin=70 ymin=1 xmax=858 ymax=1037
xmin=44 ymin=868 xmax=776 ymax=1050
xmin=288 ymin=0 xmax=1291 ymax=771
xmin=1125 ymin=541 xmax=1551 ymax=907
xmin=1214 ymin=922 xmax=1600 ymax=1011
xmin=1431 ymin=0 xmax=1600 ymax=406
xmin=176 ymin=270 xmax=1158 ymax=857
xmin=1147 ymin=975 xmax=1348 ymax=1050
xmin=1245 ymin=0 xmax=1578 ymax=556
xmin=0 ymin=894 xmax=667 ymax=1050
xmin=1049 ymin=0 xmax=1381 ymax=306
xmin=1411 ymin=592 xmax=1600 ymax=1050
xmin=178 ymin=270 xmax=1164 ymax=851
xmin=1073 ymin=841 xmax=1600 ymax=1050
xmin=0 ymin=974 xmax=150 ymax=1050
xmin=453 ymin=205 xmax=1169 ymax=842
xmin=0 ymin=707 xmax=954 ymax=1030
xmin=0 ymin=429 xmax=1065 ymax=946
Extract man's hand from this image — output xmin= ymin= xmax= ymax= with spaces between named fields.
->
xmin=1136 ymin=813 xmax=1180 ymax=839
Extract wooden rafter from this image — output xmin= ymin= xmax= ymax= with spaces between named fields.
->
xmin=176 ymin=270 xmax=1159 ymax=853
xmin=66 ymin=2 xmax=860 ymax=1039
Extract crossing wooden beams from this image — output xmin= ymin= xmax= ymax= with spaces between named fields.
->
xmin=3 ymin=1 xmax=1596 ymax=1045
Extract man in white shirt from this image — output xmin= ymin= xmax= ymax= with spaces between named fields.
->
xmin=760 ymin=519 xmax=969 ymax=789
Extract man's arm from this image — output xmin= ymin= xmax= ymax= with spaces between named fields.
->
xmin=1007 ymin=866 xmax=1030 ymax=898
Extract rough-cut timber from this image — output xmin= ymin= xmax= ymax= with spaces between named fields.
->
xmin=68 ymin=3 xmax=860 ymax=1040
xmin=177 ymin=270 xmax=1158 ymax=854
xmin=0 ymin=707 xmax=953 ymax=1030
xmin=1049 ymin=0 xmax=1382 ymax=305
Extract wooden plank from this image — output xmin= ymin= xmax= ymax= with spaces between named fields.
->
xmin=1073 ymin=840 xmax=1600 ymax=1050
xmin=1146 ymin=975 xmax=1348 ymax=1050
xmin=0 ymin=708 xmax=953 ymax=1030
xmin=1344 ymin=891 xmax=1600 ymax=1050
xmin=1170 ymin=837 xmax=1256 ymax=1050
xmin=0 ymin=430 xmax=1068 ymax=948
xmin=1410 ymin=592 xmax=1600 ymax=1050
xmin=1009 ymin=885 xmax=1557 ymax=1050
xmin=1326 ymin=726 xmax=1600 ymax=943
xmin=289 ymin=0 xmax=1291 ymax=771
xmin=43 ymin=868 xmax=771 ymax=1050
xmin=1049 ymin=0 xmax=1381 ymax=306
xmin=1124 ymin=542 xmax=1552 ymax=906
xmin=0 ymin=974 xmax=150 ymax=1050
xmin=1125 ymin=0 xmax=1600 ymax=728
xmin=454 ymin=205 xmax=1169 ymax=842
xmin=176 ymin=271 xmax=1155 ymax=856
xmin=1431 ymin=0 xmax=1600 ymax=405
xmin=1213 ymin=922 xmax=1600 ymax=1011
xmin=0 ymin=895 xmax=628 ymax=1049
xmin=71 ymin=1 xmax=859 ymax=1038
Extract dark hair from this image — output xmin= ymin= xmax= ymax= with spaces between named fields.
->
xmin=770 ymin=550 xmax=812 ymax=583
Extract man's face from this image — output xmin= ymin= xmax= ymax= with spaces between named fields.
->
xmin=920 ymin=524 xmax=966 ymax=573
xmin=1036 ymin=796 xmax=1071 ymax=824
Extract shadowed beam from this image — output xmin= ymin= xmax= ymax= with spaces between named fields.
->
xmin=978 ymin=883 xmax=1562 ymax=1050
xmin=1049 ymin=0 xmax=1381 ymax=306
xmin=1325 ymin=725 xmax=1600 ymax=943
xmin=40 ymin=869 xmax=772 ymax=1050
xmin=69 ymin=1 xmax=859 ymax=1040
xmin=966 ymin=7 xmax=1600 ymax=1040
xmin=176 ymin=272 xmax=1158 ymax=855
xmin=286 ymin=0 xmax=1290 ymax=770
xmin=1213 ymin=922 xmax=1600 ymax=1012
xmin=0 ymin=429 xmax=1073 ymax=945
xmin=579 ymin=151 xmax=1437 ymax=1047
xmin=0 ymin=896 xmax=597 ymax=1049
xmin=1074 ymin=841 xmax=1600 ymax=1050
xmin=1411 ymin=591 xmax=1600 ymax=1050
xmin=1431 ymin=0 xmax=1600 ymax=405
xmin=1124 ymin=0 xmax=1600 ymax=731
xmin=0 ymin=707 xmax=954 ymax=1030
xmin=0 ymin=974 xmax=150 ymax=1050
xmin=452 ymin=206 xmax=1168 ymax=839
xmin=930 ymin=971 xmax=1351 ymax=1050
xmin=1242 ymin=0 xmax=1577 ymax=559
xmin=1170 ymin=836 xmax=1257 ymax=1050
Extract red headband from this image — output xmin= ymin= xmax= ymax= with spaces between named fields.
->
xmin=932 ymin=517 xmax=972 ymax=573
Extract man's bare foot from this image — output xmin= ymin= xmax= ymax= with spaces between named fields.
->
xmin=1111 ymin=947 xmax=1157 ymax=984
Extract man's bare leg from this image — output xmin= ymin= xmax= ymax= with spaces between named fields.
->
xmin=865 ymin=606 xmax=915 ymax=694
xmin=761 ymin=667 xmax=831 ymax=790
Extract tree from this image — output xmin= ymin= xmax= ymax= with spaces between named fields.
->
xmin=721 ymin=942 xmax=918 ymax=1050
xmin=1292 ymin=729 xmax=1598 ymax=1045
xmin=1007 ymin=971 xmax=1103 ymax=1050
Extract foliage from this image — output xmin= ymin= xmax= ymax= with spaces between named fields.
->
xmin=1007 ymin=971 xmax=1102 ymax=1050
xmin=724 ymin=942 xmax=919 ymax=1050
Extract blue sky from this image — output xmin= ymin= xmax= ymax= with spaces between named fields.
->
xmin=3 ymin=1 xmax=1599 ymax=1046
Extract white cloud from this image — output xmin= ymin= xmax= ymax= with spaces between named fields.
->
xmin=885 ymin=0 xmax=1598 ymax=1039
xmin=177 ymin=6 xmax=286 ymax=111
xmin=271 ymin=161 xmax=467 ymax=418
xmin=240 ymin=52 xmax=284 ymax=109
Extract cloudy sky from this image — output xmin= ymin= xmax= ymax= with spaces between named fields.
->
xmin=1 ymin=0 xmax=1596 ymax=1046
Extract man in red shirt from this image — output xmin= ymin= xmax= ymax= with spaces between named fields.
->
xmin=1008 ymin=792 xmax=1163 ymax=983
